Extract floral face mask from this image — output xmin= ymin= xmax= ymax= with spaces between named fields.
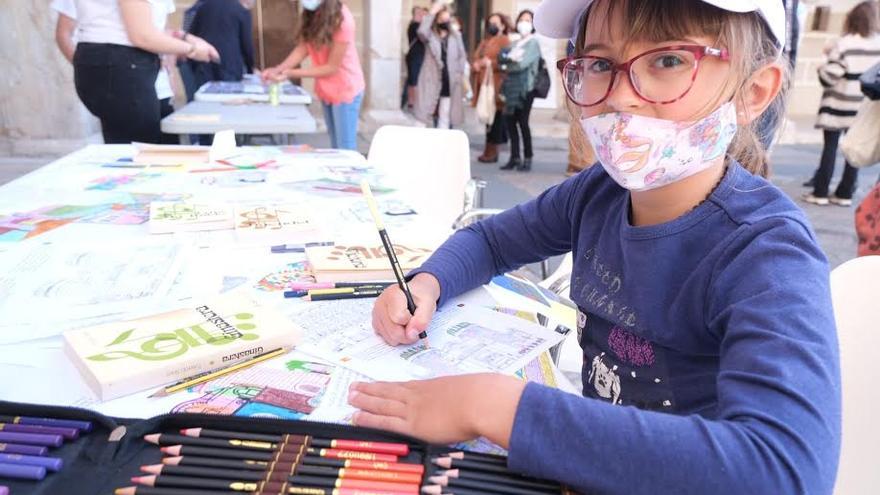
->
xmin=579 ymin=102 xmax=738 ymax=191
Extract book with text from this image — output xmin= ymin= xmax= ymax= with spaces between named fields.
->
xmin=305 ymin=241 xmax=437 ymax=283
xmin=63 ymin=295 xmax=301 ymax=401
xmin=149 ymin=201 xmax=234 ymax=234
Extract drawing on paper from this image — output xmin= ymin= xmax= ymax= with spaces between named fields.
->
xmin=255 ymin=261 xmax=315 ymax=292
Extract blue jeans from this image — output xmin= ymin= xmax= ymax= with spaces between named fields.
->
xmin=322 ymin=92 xmax=363 ymax=150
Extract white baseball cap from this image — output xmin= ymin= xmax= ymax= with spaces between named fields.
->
xmin=534 ymin=0 xmax=786 ymax=51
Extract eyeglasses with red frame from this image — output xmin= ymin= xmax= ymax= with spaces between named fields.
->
xmin=556 ymin=45 xmax=730 ymax=107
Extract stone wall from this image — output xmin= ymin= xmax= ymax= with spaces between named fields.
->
xmin=0 ymin=3 xmax=100 ymax=156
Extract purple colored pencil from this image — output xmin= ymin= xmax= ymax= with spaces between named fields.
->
xmin=0 ymin=453 xmax=63 ymax=471
xmin=0 ymin=415 xmax=92 ymax=432
xmin=0 ymin=485 xmax=8 ymax=495
xmin=0 ymin=462 xmax=47 ymax=480
xmin=0 ymin=423 xmax=79 ymax=440
xmin=0 ymin=442 xmax=48 ymax=456
xmin=0 ymin=431 xmax=63 ymax=448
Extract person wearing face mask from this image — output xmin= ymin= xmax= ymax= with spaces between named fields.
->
xmin=351 ymin=1 xmax=840 ymax=494
xmin=262 ymin=0 xmax=364 ymax=150
xmin=472 ymin=13 xmax=512 ymax=163
xmin=413 ymin=0 xmax=468 ymax=129
xmin=498 ymin=10 xmax=541 ymax=171
xmin=403 ymin=7 xmax=427 ymax=110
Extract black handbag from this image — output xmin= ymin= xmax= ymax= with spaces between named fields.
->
xmin=531 ymin=57 xmax=551 ymax=99
xmin=860 ymin=61 xmax=880 ymax=100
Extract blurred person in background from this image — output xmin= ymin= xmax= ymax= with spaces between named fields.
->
xmin=413 ymin=0 xmax=467 ymax=129
xmin=187 ymin=0 xmax=256 ymax=89
xmin=472 ymin=12 xmax=512 ymax=163
xmin=499 ymin=9 xmax=541 ymax=171
xmin=404 ymin=6 xmax=427 ymax=110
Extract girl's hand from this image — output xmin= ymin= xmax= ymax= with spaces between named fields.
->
xmin=348 ymin=374 xmax=526 ymax=446
xmin=371 ymin=273 xmax=440 ymax=346
xmin=260 ymin=66 xmax=283 ymax=83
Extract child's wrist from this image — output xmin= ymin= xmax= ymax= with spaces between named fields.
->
xmin=465 ymin=374 xmax=526 ymax=448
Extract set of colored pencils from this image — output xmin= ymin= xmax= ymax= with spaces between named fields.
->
xmin=424 ymin=451 xmax=564 ymax=494
xmin=0 ymin=414 xmax=92 ymax=483
xmin=114 ymin=427 xmax=425 ymax=495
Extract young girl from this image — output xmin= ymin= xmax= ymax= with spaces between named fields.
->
xmin=349 ymin=0 xmax=841 ymax=493
xmin=499 ymin=9 xmax=541 ymax=171
xmin=262 ymin=0 xmax=364 ymax=150
xmin=413 ymin=0 xmax=468 ymax=129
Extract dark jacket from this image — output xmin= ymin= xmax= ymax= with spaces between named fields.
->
xmin=188 ymin=0 xmax=256 ymax=84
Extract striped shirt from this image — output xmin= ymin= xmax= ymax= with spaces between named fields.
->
xmin=816 ymin=33 xmax=880 ymax=130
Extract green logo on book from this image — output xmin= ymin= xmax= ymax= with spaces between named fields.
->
xmin=86 ymin=310 xmax=259 ymax=362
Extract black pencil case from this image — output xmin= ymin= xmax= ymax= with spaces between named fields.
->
xmin=0 ymin=400 xmax=575 ymax=495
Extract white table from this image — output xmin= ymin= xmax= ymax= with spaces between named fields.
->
xmin=0 ymin=144 xmax=574 ymax=424
xmin=161 ymin=101 xmax=318 ymax=144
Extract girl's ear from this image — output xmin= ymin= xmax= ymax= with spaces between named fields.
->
xmin=736 ymin=62 xmax=784 ymax=126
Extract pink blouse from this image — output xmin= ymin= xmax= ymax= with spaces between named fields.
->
xmin=306 ymin=4 xmax=365 ymax=105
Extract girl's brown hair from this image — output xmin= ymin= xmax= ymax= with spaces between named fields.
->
xmin=571 ymin=0 xmax=789 ymax=177
xmin=297 ymin=0 xmax=343 ymax=47
xmin=843 ymin=1 xmax=879 ymax=38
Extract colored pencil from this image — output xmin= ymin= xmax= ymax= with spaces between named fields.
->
xmin=141 ymin=464 xmax=263 ymax=481
xmin=419 ymin=487 xmax=493 ymax=495
xmin=447 ymin=451 xmax=507 ymax=465
xmin=159 ymin=445 xmax=398 ymax=463
xmin=293 ymin=465 xmax=421 ymax=484
xmin=132 ymin=474 xmax=258 ymax=491
xmin=286 ymin=281 xmax=396 ymax=291
xmin=0 ymin=415 xmax=92 ymax=432
xmin=115 ymin=487 xmax=222 ymax=495
xmin=441 ymin=469 xmax=559 ymax=492
xmin=161 ymin=456 xmax=268 ymax=471
xmin=0 ymin=422 xmax=79 ymax=440
xmin=299 ymin=456 xmax=424 ymax=474
xmin=0 ymin=462 xmax=46 ymax=480
xmin=0 ymin=431 xmax=63 ymax=448
xmin=149 ymin=347 xmax=286 ymax=397
xmin=359 ymin=180 xmax=427 ymax=342
xmin=287 ymin=487 xmax=407 ymax=495
xmin=0 ymin=443 xmax=48 ymax=456
xmin=271 ymin=241 xmax=334 ymax=254
xmin=146 ymin=433 xmax=278 ymax=451
xmin=0 ymin=485 xmax=8 ymax=495
xmin=287 ymin=475 xmax=419 ymax=494
xmin=431 ymin=458 xmax=510 ymax=475
xmin=180 ymin=428 xmax=410 ymax=456
xmin=428 ymin=475 xmax=542 ymax=495
xmin=0 ymin=453 xmax=63 ymax=472
xmin=307 ymin=289 xmax=385 ymax=302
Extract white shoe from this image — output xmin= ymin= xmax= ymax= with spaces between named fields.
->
xmin=801 ymin=193 xmax=829 ymax=206
xmin=829 ymin=196 xmax=852 ymax=207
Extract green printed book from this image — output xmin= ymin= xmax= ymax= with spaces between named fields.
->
xmin=149 ymin=201 xmax=234 ymax=233
xmin=63 ymin=295 xmax=301 ymax=401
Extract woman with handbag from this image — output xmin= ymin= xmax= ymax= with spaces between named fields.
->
xmin=472 ymin=13 xmax=512 ymax=163
xmin=499 ymin=10 xmax=541 ymax=172
xmin=803 ymin=1 xmax=880 ymax=207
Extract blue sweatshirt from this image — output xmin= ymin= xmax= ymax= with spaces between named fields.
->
xmin=415 ymin=162 xmax=841 ymax=494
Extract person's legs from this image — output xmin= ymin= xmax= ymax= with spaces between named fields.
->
xmin=478 ymin=110 xmax=506 ymax=163
xmin=501 ymin=112 xmax=521 ymax=170
xmin=331 ymin=92 xmax=363 ymax=151
xmin=158 ymin=98 xmax=179 ymax=144
xmin=322 ymin=101 xmax=338 ymax=149
xmin=807 ymin=130 xmax=842 ymax=203
xmin=437 ymin=97 xmax=451 ymax=129
xmin=833 ymin=161 xmax=860 ymax=203
xmin=518 ymin=96 xmax=534 ymax=171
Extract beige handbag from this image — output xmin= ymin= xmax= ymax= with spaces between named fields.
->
xmin=841 ymin=100 xmax=880 ymax=168
xmin=475 ymin=69 xmax=495 ymax=124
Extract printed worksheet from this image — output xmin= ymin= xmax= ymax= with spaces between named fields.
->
xmin=287 ymin=299 xmax=567 ymax=382
xmin=0 ymin=240 xmax=188 ymax=344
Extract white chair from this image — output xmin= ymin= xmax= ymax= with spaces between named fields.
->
xmin=367 ymin=125 xmax=482 ymax=229
xmin=831 ymin=255 xmax=880 ymax=494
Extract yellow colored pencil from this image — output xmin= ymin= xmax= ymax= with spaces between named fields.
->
xmin=150 ymin=348 xmax=286 ymax=397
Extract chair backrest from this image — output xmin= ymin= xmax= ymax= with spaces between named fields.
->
xmin=367 ymin=125 xmax=472 ymax=228
xmin=831 ymin=255 xmax=880 ymax=494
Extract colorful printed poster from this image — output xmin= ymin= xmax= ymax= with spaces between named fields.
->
xmin=87 ymin=173 xmax=161 ymax=191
